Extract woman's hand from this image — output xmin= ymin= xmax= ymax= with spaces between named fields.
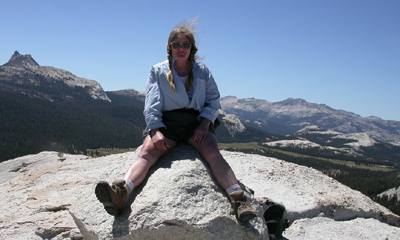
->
xmin=150 ymin=129 xmax=169 ymax=151
xmin=193 ymin=118 xmax=211 ymax=145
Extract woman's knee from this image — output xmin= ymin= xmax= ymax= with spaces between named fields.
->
xmin=207 ymin=145 xmax=221 ymax=156
xmin=137 ymin=136 xmax=174 ymax=165
xmin=137 ymin=148 xmax=161 ymax=166
xmin=203 ymin=148 xmax=224 ymax=164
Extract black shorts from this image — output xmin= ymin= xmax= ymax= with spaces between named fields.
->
xmin=144 ymin=108 xmax=215 ymax=143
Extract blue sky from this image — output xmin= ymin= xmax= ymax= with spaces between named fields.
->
xmin=1 ymin=0 xmax=399 ymax=121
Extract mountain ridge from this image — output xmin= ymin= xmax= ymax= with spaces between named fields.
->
xmin=0 ymin=51 xmax=110 ymax=102
xmin=1 ymin=51 xmax=400 ymax=154
xmin=220 ymin=96 xmax=400 ymax=144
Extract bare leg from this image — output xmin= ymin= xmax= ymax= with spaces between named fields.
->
xmin=188 ymin=132 xmax=238 ymax=190
xmin=189 ymin=133 xmax=258 ymax=222
xmin=124 ymin=135 xmax=177 ymax=188
xmin=95 ymin=135 xmax=177 ymax=216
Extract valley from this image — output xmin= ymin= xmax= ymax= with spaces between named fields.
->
xmin=218 ymin=142 xmax=394 ymax=172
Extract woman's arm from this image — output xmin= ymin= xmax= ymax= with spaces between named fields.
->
xmin=199 ymin=68 xmax=221 ymax=125
xmin=144 ymin=66 xmax=166 ymax=131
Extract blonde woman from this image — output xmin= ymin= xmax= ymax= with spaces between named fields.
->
xmin=95 ymin=20 xmax=256 ymax=223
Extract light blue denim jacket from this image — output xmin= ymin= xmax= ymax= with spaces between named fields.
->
xmin=144 ymin=59 xmax=221 ymax=131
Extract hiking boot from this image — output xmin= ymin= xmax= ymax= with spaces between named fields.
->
xmin=95 ymin=179 xmax=128 ymax=217
xmin=230 ymin=190 xmax=257 ymax=223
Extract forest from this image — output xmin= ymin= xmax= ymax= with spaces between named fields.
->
xmin=0 ymin=90 xmax=145 ymax=161
xmin=0 ymin=89 xmax=277 ymax=162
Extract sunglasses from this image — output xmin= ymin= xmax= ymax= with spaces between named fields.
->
xmin=170 ymin=41 xmax=192 ymax=49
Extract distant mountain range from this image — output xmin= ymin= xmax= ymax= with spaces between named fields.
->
xmin=220 ymin=96 xmax=400 ymax=144
xmin=1 ymin=51 xmax=400 ymax=163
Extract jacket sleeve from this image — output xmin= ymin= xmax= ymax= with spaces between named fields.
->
xmin=143 ymin=66 xmax=166 ymax=130
xmin=199 ymin=68 xmax=221 ymax=124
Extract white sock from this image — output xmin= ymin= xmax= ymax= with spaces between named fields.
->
xmin=226 ymin=184 xmax=242 ymax=197
xmin=124 ymin=179 xmax=134 ymax=195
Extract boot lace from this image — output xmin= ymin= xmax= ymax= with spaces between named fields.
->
xmin=238 ymin=201 xmax=252 ymax=212
xmin=112 ymin=183 xmax=127 ymax=195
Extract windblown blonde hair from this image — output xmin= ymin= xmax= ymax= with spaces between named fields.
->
xmin=166 ymin=19 xmax=199 ymax=92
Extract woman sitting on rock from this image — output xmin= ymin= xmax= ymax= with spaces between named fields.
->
xmin=95 ymin=20 xmax=256 ymax=223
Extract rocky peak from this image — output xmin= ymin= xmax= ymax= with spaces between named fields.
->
xmin=279 ymin=97 xmax=307 ymax=106
xmin=0 ymin=51 xmax=111 ymax=102
xmin=9 ymin=50 xmax=21 ymax=61
xmin=4 ymin=50 xmax=40 ymax=68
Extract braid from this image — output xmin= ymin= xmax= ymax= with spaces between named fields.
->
xmin=185 ymin=68 xmax=193 ymax=92
xmin=185 ymin=49 xmax=196 ymax=92
xmin=167 ymin=50 xmax=175 ymax=91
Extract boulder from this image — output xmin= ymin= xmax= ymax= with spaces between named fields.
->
xmin=284 ymin=217 xmax=400 ymax=240
xmin=0 ymin=144 xmax=399 ymax=239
